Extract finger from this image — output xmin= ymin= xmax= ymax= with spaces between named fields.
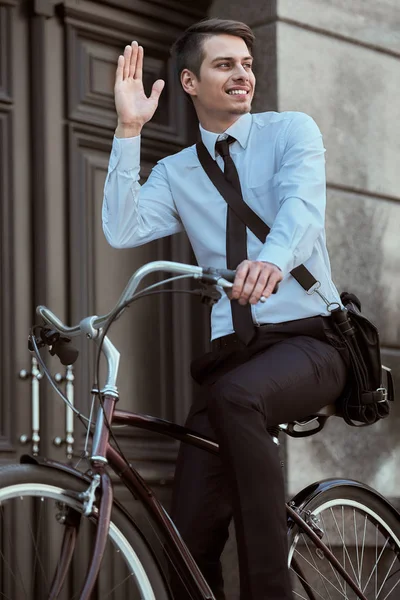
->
xmin=134 ymin=45 xmax=143 ymax=80
xmin=248 ymin=269 xmax=271 ymax=304
xmin=231 ymin=261 xmax=250 ymax=300
xmin=262 ymin=272 xmax=283 ymax=299
xmin=123 ymin=45 xmax=132 ymax=79
xmin=129 ymin=41 xmax=139 ymax=79
xmin=239 ymin=264 xmax=264 ymax=304
xmin=150 ymin=79 xmax=165 ymax=103
xmin=115 ymin=55 xmax=124 ymax=85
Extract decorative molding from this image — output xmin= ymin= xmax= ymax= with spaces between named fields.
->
xmin=0 ymin=5 xmax=12 ymax=103
xmin=0 ymin=109 xmax=15 ymax=451
xmin=59 ymin=0 xmax=210 ymax=30
xmin=65 ymin=21 xmax=188 ymax=145
xmin=33 ymin=0 xmax=54 ymax=17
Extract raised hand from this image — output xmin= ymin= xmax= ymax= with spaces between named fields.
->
xmin=114 ymin=41 xmax=165 ymax=137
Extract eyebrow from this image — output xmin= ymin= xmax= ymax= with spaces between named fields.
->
xmin=211 ymin=55 xmax=253 ymax=63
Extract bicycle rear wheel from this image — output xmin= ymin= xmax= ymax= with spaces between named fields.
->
xmin=288 ymin=483 xmax=400 ymax=600
xmin=0 ymin=464 xmax=170 ymax=599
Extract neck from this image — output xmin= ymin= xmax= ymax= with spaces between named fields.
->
xmin=195 ymin=107 xmax=244 ymax=133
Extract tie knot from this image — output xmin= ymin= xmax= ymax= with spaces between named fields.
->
xmin=215 ymin=135 xmax=235 ymax=158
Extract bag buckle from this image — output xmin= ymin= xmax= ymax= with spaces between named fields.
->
xmin=306 ymin=281 xmax=341 ymax=312
xmin=376 ymin=387 xmax=388 ymax=402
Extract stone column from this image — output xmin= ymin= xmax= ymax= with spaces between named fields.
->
xmin=209 ymin=1 xmax=400 ymax=596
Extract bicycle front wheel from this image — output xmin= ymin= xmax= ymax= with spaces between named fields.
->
xmin=288 ymin=482 xmax=400 ymax=600
xmin=0 ymin=463 xmax=170 ymax=599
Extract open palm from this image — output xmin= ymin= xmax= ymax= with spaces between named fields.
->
xmin=114 ymin=41 xmax=165 ymax=128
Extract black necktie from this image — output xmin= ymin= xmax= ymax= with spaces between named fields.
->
xmin=215 ymin=136 xmax=255 ymax=345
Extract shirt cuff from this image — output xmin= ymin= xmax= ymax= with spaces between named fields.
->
xmin=257 ymin=243 xmax=293 ymax=276
xmin=109 ymin=135 xmax=141 ymax=172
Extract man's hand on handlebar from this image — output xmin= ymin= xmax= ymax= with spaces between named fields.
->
xmin=230 ymin=260 xmax=283 ymax=305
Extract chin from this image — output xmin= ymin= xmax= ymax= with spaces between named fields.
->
xmin=230 ymin=104 xmax=252 ymax=115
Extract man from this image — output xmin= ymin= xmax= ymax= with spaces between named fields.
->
xmin=102 ymin=18 xmax=349 ymax=600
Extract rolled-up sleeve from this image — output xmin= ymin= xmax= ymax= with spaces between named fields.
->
xmin=257 ymin=114 xmax=326 ymax=275
xmin=102 ymin=136 xmax=183 ymax=249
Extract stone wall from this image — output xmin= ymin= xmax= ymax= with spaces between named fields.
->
xmin=209 ymin=1 xmax=400 ymax=596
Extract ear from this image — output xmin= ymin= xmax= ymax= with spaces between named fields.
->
xmin=180 ymin=69 xmax=198 ymax=97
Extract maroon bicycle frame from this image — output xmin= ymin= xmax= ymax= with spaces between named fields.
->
xmin=50 ymin=394 xmax=368 ymax=600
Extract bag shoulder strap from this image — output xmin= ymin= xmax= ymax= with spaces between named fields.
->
xmin=196 ymin=141 xmax=318 ymax=292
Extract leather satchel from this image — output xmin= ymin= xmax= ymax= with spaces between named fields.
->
xmin=196 ymin=140 xmax=394 ymax=426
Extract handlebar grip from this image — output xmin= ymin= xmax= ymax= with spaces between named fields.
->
xmin=218 ymin=269 xmax=279 ymax=294
xmin=216 ymin=269 xmax=237 ymax=283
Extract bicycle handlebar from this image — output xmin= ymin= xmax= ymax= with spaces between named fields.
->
xmin=36 ymin=261 xmax=235 ymax=337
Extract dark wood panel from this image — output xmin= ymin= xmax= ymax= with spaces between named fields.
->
xmin=0 ymin=5 xmax=12 ymax=103
xmin=0 ymin=109 xmax=15 ymax=452
xmin=65 ymin=19 xmax=189 ymax=144
xmin=67 ymin=123 xmax=189 ymax=474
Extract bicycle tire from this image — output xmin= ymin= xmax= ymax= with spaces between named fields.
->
xmin=0 ymin=463 xmax=170 ymax=600
xmin=288 ymin=483 xmax=400 ymax=600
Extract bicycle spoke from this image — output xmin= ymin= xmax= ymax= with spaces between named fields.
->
xmin=102 ymin=573 xmax=136 ymax=598
xmin=382 ymin=572 xmax=400 ymax=600
xmin=359 ymin=513 xmax=368 ymax=589
xmin=342 ymin=506 xmax=347 ymax=597
xmin=375 ymin=526 xmax=378 ymax=598
xmin=24 ymin=498 xmax=50 ymax=591
xmin=31 ymin=498 xmax=45 ymax=592
xmin=0 ymin=502 xmax=28 ymax=599
xmin=300 ymin=533 xmax=334 ymax=600
xmin=319 ymin=511 xmax=346 ymax=594
xmin=291 ymin=556 xmax=343 ymax=600
xmin=362 ymin=537 xmax=390 ymax=593
xmin=293 ymin=547 xmax=349 ymax=597
xmin=330 ymin=507 xmax=360 ymax=584
xmin=354 ymin=508 xmax=361 ymax=587
xmin=377 ymin=553 xmax=399 ymax=598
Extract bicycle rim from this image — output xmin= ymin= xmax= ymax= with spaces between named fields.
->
xmin=0 ymin=480 xmax=158 ymax=599
xmin=288 ymin=493 xmax=400 ymax=600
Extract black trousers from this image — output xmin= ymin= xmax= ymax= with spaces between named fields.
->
xmin=170 ymin=317 xmax=349 ymax=600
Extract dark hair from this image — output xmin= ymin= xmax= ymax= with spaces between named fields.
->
xmin=170 ymin=18 xmax=255 ymax=80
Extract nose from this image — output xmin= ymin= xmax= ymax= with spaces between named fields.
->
xmin=232 ymin=63 xmax=249 ymax=81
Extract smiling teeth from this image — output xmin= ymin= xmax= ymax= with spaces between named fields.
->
xmin=228 ymin=90 xmax=247 ymax=95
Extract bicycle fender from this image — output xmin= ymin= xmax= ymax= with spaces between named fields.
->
xmin=288 ymin=477 xmax=400 ymax=524
xmin=20 ymin=454 xmax=92 ymax=483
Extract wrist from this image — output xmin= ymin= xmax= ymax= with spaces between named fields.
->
xmin=115 ymin=122 xmax=143 ymax=138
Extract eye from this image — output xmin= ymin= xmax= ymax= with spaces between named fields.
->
xmin=217 ymin=63 xmax=230 ymax=68
xmin=243 ymin=63 xmax=253 ymax=69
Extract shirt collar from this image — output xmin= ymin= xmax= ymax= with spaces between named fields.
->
xmin=199 ymin=112 xmax=253 ymax=159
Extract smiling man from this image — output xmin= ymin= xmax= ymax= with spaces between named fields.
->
xmin=102 ymin=18 xmax=349 ymax=600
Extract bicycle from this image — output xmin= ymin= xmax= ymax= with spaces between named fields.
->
xmin=0 ymin=260 xmax=398 ymax=600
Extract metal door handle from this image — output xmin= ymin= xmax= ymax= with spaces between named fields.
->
xmin=53 ymin=365 xmax=75 ymax=459
xmin=19 ymin=356 xmax=42 ymax=455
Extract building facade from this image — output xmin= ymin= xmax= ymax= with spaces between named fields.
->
xmin=1 ymin=0 xmax=399 ymax=597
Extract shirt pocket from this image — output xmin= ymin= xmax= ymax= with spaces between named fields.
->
xmin=244 ymin=174 xmax=280 ymax=223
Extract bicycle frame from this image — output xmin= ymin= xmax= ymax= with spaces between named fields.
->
xmin=42 ymin=393 xmax=369 ymax=600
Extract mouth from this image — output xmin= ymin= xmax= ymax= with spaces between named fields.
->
xmin=226 ymin=89 xmax=250 ymax=97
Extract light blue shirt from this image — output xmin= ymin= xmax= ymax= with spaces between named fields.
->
xmin=102 ymin=111 xmax=342 ymax=340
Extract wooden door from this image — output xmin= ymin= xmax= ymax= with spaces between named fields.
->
xmin=0 ymin=0 xmax=212 ymax=596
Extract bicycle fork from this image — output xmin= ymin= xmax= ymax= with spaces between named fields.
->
xmin=48 ymin=395 xmax=117 ymax=600
xmin=47 ymin=470 xmax=113 ymax=600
